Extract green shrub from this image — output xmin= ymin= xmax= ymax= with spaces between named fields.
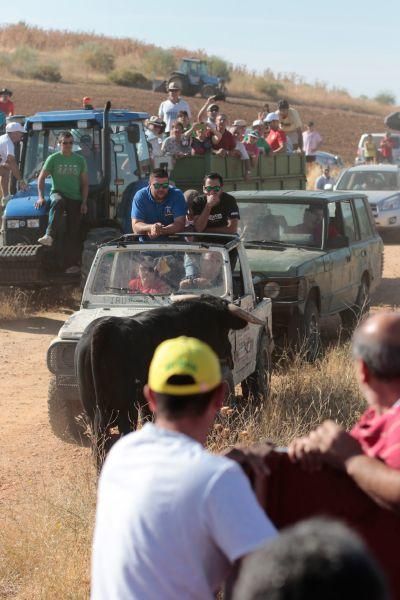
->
xmin=142 ymin=48 xmax=176 ymax=77
xmin=78 ymin=43 xmax=115 ymax=73
xmin=374 ymin=91 xmax=396 ymax=105
xmin=31 ymin=64 xmax=62 ymax=82
xmin=109 ymin=69 xmax=151 ymax=89
xmin=254 ymin=78 xmax=285 ymax=100
xmin=207 ymin=55 xmax=231 ymax=82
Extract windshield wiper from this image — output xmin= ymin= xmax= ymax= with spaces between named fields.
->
xmin=106 ymin=287 xmax=169 ymax=301
xmin=245 ymin=240 xmax=296 ymax=248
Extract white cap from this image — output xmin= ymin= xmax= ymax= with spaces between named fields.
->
xmin=264 ymin=112 xmax=280 ymax=123
xmin=252 ymin=119 xmax=263 ymax=126
xmin=232 ymin=119 xmax=247 ymax=127
xmin=6 ymin=122 xmax=25 ymax=133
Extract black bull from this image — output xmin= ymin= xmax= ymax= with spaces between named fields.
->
xmin=75 ymin=296 xmax=262 ymax=441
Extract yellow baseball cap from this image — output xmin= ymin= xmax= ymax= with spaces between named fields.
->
xmin=148 ymin=336 xmax=221 ymax=396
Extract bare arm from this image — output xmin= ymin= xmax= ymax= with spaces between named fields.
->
xmin=80 ymin=172 xmax=89 ymax=214
xmin=197 ymin=97 xmax=212 ymax=122
xmin=132 ymin=217 xmax=185 ymax=238
xmin=202 ymin=218 xmax=238 ymax=234
xmin=193 ymin=203 xmax=213 ymax=232
xmin=35 ymin=169 xmax=51 ymax=207
xmin=5 ymin=155 xmax=23 ymax=181
xmin=345 ymin=454 xmax=400 ymax=513
xmin=160 ymin=216 xmax=185 ymax=235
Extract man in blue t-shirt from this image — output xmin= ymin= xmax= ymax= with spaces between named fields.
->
xmin=131 ymin=168 xmax=186 ymax=240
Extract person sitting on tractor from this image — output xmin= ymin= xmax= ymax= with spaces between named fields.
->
xmin=35 ymin=130 xmax=88 ymax=275
xmin=0 ymin=121 xmax=27 ymax=206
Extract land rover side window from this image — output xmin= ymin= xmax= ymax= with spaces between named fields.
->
xmin=354 ymin=198 xmax=373 ymax=239
xmin=340 ymin=200 xmax=357 ymax=242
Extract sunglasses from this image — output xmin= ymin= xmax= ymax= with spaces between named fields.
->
xmin=204 ymin=185 xmax=221 ymax=192
xmin=209 ymin=108 xmax=218 ymax=112
xmin=153 ymin=182 xmax=169 ymax=189
xmin=62 ymin=141 xmax=73 ymax=145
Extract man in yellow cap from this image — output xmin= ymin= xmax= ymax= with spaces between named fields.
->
xmin=91 ymin=336 xmax=276 ymax=600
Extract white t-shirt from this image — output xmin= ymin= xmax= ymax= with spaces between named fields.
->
xmin=0 ymin=133 xmax=14 ymax=165
xmin=159 ymin=98 xmax=192 ymax=133
xmin=235 ymin=141 xmax=250 ymax=160
xmin=91 ymin=423 xmax=276 ymax=600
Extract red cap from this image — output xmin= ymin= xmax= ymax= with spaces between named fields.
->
xmin=83 ymin=96 xmax=92 ymax=104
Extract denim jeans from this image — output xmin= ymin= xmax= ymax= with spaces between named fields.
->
xmin=46 ymin=192 xmax=83 ymax=268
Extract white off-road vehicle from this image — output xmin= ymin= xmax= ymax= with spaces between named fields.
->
xmin=46 ymin=234 xmax=274 ymax=443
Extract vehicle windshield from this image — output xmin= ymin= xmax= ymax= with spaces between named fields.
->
xmin=337 ymin=170 xmax=398 ymax=191
xmin=23 ymin=127 xmax=102 ymax=185
xmin=238 ymin=201 xmax=325 ymax=248
xmin=89 ymin=247 xmax=228 ymax=302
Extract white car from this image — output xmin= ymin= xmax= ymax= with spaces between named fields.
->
xmin=355 ymin=132 xmax=400 ymax=165
xmin=335 ymin=164 xmax=400 ymax=230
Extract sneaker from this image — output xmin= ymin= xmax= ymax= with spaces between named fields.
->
xmin=38 ymin=234 xmax=53 ymax=246
xmin=65 ymin=265 xmax=80 ymax=275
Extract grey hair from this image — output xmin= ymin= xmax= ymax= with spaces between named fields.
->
xmin=352 ymin=329 xmax=400 ymax=380
xmin=233 ymin=518 xmax=388 ymax=600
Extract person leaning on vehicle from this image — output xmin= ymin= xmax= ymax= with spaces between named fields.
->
xmin=91 ymin=336 xmax=277 ymax=600
xmin=192 ymin=172 xmax=240 ymax=234
xmin=35 ymin=130 xmax=88 ymax=275
xmin=288 ymin=311 xmax=400 ymax=513
xmin=0 ymin=121 xmax=27 ymax=206
xmin=131 ymin=167 xmax=186 ymax=240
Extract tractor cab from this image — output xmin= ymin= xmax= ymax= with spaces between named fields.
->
xmin=2 ymin=107 xmax=151 ymax=247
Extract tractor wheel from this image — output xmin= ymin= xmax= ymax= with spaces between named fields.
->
xmin=201 ymin=85 xmax=216 ymax=98
xmin=241 ymin=333 xmax=272 ymax=404
xmin=47 ymin=376 xmax=88 ymax=445
xmin=80 ymin=227 xmax=121 ymax=288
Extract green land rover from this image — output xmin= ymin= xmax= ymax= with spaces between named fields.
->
xmin=233 ymin=190 xmax=383 ymax=353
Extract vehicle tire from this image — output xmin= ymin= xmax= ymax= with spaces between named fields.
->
xmin=201 ymin=84 xmax=216 ymax=98
xmin=296 ymin=297 xmax=321 ymax=362
xmin=47 ymin=376 xmax=89 ymax=445
xmin=340 ymin=274 xmax=370 ymax=331
xmin=167 ymin=75 xmax=187 ymax=94
xmin=80 ymin=227 xmax=121 ymax=288
xmin=241 ymin=333 xmax=272 ymax=404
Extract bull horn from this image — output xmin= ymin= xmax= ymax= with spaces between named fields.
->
xmin=228 ymin=303 xmax=265 ymax=325
xmin=170 ymin=293 xmax=200 ymax=303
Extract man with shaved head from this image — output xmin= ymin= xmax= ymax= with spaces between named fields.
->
xmin=289 ymin=312 xmax=400 ymax=512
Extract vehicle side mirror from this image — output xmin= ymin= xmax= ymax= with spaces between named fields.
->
xmin=324 ymin=183 xmax=333 ymax=191
xmin=327 ymin=235 xmax=349 ymax=249
xmin=127 ymin=124 xmax=140 ymax=144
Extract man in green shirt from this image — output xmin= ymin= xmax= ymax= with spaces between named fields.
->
xmin=35 ymin=130 xmax=88 ymax=274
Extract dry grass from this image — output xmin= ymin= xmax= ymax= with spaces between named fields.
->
xmin=0 ymin=23 xmax=393 ymax=115
xmin=1 ymin=341 xmax=364 ymax=598
xmin=0 ymin=458 xmax=96 ymax=599
xmin=0 ymin=286 xmax=81 ymax=322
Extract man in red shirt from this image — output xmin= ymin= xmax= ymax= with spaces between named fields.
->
xmin=265 ymin=112 xmax=287 ymax=154
xmin=289 ymin=312 xmax=400 ymax=512
xmin=0 ymin=89 xmax=15 ymax=118
xmin=380 ymin=133 xmax=395 ymax=164
xmin=212 ymin=114 xmax=236 ymax=157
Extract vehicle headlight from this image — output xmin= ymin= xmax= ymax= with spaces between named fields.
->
xmin=380 ymin=195 xmax=400 ymax=211
xmin=7 ymin=220 xmax=20 ymax=229
xmin=264 ymin=282 xmax=280 ymax=299
xmin=27 ymin=219 xmax=40 ymax=228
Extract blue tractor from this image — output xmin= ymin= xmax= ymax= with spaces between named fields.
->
xmin=0 ymin=103 xmax=151 ymax=286
xmin=167 ymin=58 xmax=227 ymax=99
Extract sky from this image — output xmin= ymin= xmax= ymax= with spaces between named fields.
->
xmin=2 ymin=0 xmax=399 ymax=103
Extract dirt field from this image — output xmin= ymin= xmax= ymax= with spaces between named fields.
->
xmin=2 ymin=77 xmax=387 ymax=164
xmin=0 ymin=241 xmax=399 ymax=507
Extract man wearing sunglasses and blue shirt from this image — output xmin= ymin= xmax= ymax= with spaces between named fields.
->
xmin=131 ymin=168 xmax=186 ymax=240
xmin=192 ymin=172 xmax=240 ymax=234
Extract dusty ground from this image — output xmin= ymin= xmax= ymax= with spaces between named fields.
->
xmin=1 ymin=77 xmax=387 ymax=164
xmin=0 ymin=242 xmax=399 ymax=505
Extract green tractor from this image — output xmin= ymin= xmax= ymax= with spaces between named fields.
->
xmin=163 ymin=58 xmax=227 ymax=99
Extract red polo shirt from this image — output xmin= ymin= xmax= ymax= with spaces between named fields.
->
xmin=0 ymin=99 xmax=15 ymax=116
xmin=212 ymin=129 xmax=236 ymax=152
xmin=267 ymin=129 xmax=287 ymax=152
xmin=350 ymin=402 xmax=400 ymax=469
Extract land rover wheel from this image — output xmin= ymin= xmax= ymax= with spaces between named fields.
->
xmin=295 ymin=298 xmax=320 ymax=361
xmin=47 ymin=376 xmax=88 ymax=445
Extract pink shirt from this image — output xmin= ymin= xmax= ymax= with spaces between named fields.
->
xmin=302 ymin=130 xmax=322 ymax=156
xmin=350 ymin=402 xmax=400 ymax=469
xmin=243 ymin=143 xmax=260 ymax=158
